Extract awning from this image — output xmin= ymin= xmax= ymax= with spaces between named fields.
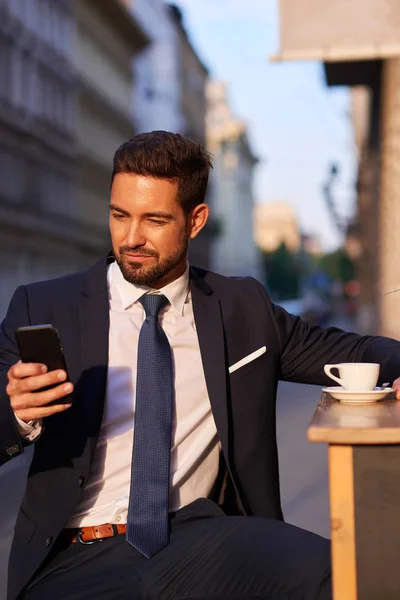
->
xmin=271 ymin=0 xmax=400 ymax=63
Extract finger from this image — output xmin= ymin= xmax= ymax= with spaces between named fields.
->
xmin=10 ymin=382 xmax=74 ymax=411
xmin=392 ymin=378 xmax=400 ymax=400
xmin=15 ymin=403 xmax=73 ymax=422
xmin=9 ymin=362 xmax=47 ymax=381
xmin=18 ymin=370 xmax=67 ymax=394
xmin=6 ymin=370 xmax=67 ymax=398
xmin=393 ymin=385 xmax=400 ymax=400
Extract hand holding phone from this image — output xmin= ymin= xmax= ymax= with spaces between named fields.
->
xmin=6 ymin=325 xmax=74 ymax=423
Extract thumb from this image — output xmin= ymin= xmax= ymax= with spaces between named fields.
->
xmin=392 ymin=377 xmax=400 ymax=400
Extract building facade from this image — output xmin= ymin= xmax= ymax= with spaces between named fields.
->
xmin=0 ymin=0 xmax=77 ymax=318
xmin=0 ymin=0 xmax=149 ymax=319
xmin=169 ymin=4 xmax=216 ymax=268
xmin=254 ymin=202 xmax=301 ymax=255
xmin=128 ymin=1 xmax=216 ymax=268
xmin=207 ymin=81 xmax=262 ymax=279
xmin=275 ymin=0 xmax=400 ymax=337
xmin=129 ymin=1 xmax=209 ymax=145
xmin=168 ymin=4 xmax=209 ymax=146
xmin=126 ymin=0 xmax=183 ymax=134
xmin=72 ymin=0 xmax=149 ymax=257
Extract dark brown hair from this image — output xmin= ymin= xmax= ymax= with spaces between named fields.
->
xmin=111 ymin=131 xmax=213 ymax=214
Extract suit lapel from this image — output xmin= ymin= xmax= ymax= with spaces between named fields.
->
xmin=77 ymin=256 xmax=110 ymax=450
xmin=190 ymin=268 xmax=229 ymax=454
xmin=53 ymin=304 xmax=81 ymax=389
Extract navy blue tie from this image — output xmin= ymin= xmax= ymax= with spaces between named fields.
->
xmin=126 ymin=293 xmax=173 ymax=558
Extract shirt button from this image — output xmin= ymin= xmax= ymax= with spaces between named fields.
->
xmin=78 ymin=476 xmax=85 ymax=488
xmin=45 ymin=536 xmax=53 ymax=547
xmin=116 ymin=516 xmax=122 ymax=523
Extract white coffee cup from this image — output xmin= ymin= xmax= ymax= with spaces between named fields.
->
xmin=323 ymin=362 xmax=380 ymax=391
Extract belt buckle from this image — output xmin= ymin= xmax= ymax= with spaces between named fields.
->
xmin=76 ymin=530 xmax=103 ymax=545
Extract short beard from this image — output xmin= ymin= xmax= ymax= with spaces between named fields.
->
xmin=115 ymin=236 xmax=189 ymax=287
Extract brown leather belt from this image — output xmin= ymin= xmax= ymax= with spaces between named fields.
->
xmin=65 ymin=523 xmax=127 ymax=545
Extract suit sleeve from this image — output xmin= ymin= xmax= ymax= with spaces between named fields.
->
xmin=0 ymin=286 xmax=31 ymax=465
xmin=263 ymin=293 xmax=400 ymax=386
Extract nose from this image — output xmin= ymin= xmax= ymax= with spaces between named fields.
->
xmin=126 ymin=223 xmax=146 ymax=248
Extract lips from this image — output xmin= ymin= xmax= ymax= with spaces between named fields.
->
xmin=124 ymin=253 xmax=155 ymax=260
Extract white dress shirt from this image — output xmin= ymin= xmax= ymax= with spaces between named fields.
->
xmin=66 ymin=261 xmax=220 ymax=527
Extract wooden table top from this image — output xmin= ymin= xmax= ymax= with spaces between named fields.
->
xmin=308 ymin=393 xmax=400 ymax=444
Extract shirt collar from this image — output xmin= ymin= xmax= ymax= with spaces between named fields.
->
xmin=109 ymin=260 xmax=189 ymax=315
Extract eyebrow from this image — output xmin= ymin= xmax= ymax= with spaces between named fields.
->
xmin=143 ymin=212 xmax=176 ymax=221
xmin=109 ymin=204 xmax=130 ymax=216
xmin=109 ymin=204 xmax=176 ymax=221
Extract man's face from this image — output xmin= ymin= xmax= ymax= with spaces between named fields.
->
xmin=110 ymin=173 xmax=207 ymax=288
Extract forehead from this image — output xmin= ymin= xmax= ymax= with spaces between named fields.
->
xmin=111 ymin=173 xmax=179 ymax=211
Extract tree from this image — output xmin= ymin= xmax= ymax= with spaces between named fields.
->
xmin=262 ymin=242 xmax=301 ymax=301
xmin=317 ymin=248 xmax=355 ymax=284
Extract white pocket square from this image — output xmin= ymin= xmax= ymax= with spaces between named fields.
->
xmin=229 ymin=346 xmax=266 ymax=374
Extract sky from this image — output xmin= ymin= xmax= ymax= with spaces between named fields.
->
xmin=176 ymin=0 xmax=358 ymax=250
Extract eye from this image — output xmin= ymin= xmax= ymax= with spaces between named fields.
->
xmin=112 ymin=212 xmax=127 ymax=221
xmin=148 ymin=219 xmax=167 ymax=226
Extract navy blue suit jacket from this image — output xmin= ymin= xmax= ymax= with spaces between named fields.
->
xmin=1 ymin=254 xmax=400 ymax=599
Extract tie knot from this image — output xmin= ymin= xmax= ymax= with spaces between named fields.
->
xmin=139 ymin=293 xmax=169 ymax=318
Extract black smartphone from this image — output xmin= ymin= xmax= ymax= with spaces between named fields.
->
xmin=15 ymin=324 xmax=73 ymax=405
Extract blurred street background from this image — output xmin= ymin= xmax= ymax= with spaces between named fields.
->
xmin=1 ymin=0 xmax=400 ymax=596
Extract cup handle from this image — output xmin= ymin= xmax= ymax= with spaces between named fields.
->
xmin=324 ymin=364 xmax=344 ymax=387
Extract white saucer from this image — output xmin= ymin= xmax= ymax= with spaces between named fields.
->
xmin=322 ymin=386 xmax=394 ymax=403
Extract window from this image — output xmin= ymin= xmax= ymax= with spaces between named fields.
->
xmin=61 ymin=10 xmax=74 ymax=58
xmin=54 ymin=6 xmax=69 ymax=55
xmin=26 ymin=0 xmax=38 ymax=34
xmin=24 ymin=159 xmax=42 ymax=208
xmin=41 ymin=68 xmax=49 ymax=120
xmin=64 ymin=90 xmax=76 ymax=134
xmin=57 ymin=85 xmax=68 ymax=128
xmin=49 ymin=77 xmax=57 ymax=123
xmin=0 ymin=146 xmax=25 ymax=204
xmin=55 ymin=82 xmax=64 ymax=126
xmin=21 ymin=52 xmax=31 ymax=113
xmin=41 ymin=168 xmax=75 ymax=219
xmin=47 ymin=1 xmax=56 ymax=48
xmin=18 ymin=0 xmax=28 ymax=27
xmin=11 ymin=48 xmax=23 ymax=109
xmin=41 ymin=0 xmax=51 ymax=46
xmin=30 ymin=0 xmax=43 ymax=38
xmin=7 ymin=0 xmax=18 ymax=19
xmin=29 ymin=62 xmax=39 ymax=116
xmin=36 ymin=66 xmax=44 ymax=117
xmin=0 ymin=34 xmax=13 ymax=104
xmin=41 ymin=69 xmax=57 ymax=125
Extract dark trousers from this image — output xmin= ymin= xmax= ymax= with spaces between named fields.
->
xmin=20 ymin=499 xmax=331 ymax=600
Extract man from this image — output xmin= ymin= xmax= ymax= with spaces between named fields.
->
xmin=1 ymin=131 xmax=400 ymax=600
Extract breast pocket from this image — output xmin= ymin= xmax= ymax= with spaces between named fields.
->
xmin=229 ymin=349 xmax=268 ymax=380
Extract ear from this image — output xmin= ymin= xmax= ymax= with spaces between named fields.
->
xmin=187 ymin=204 xmax=209 ymax=239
